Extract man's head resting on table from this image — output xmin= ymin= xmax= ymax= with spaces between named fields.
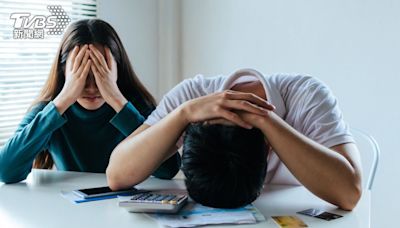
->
xmin=182 ymin=123 xmax=268 ymax=209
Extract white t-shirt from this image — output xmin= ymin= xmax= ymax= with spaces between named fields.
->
xmin=144 ymin=68 xmax=354 ymax=185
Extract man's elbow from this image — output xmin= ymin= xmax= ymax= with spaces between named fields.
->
xmin=106 ymin=166 xmax=127 ymax=191
xmin=337 ymin=184 xmax=362 ymax=211
xmin=106 ymin=147 xmax=126 ymax=190
xmin=106 ymin=165 xmax=142 ymax=191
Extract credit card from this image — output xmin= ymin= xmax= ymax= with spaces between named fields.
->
xmin=271 ymin=215 xmax=308 ymax=227
xmin=297 ymin=208 xmax=343 ymax=221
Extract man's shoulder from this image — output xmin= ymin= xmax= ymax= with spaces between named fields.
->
xmin=188 ymin=73 xmax=227 ymax=94
xmin=266 ymin=74 xmax=333 ymax=104
xmin=167 ymin=74 xmax=227 ymax=99
xmin=267 ymin=74 xmax=325 ymax=90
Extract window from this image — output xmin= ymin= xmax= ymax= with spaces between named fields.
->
xmin=0 ymin=0 xmax=97 ymax=146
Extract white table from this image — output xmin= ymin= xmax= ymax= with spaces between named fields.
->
xmin=0 ymin=169 xmax=370 ymax=228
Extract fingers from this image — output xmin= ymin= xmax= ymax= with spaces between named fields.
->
xmin=72 ymin=44 xmax=88 ymax=73
xmin=223 ymin=99 xmax=269 ymax=116
xmin=89 ymin=51 xmax=108 ymax=78
xmin=66 ymin=46 xmax=79 ymax=71
xmin=80 ymin=60 xmax=92 ymax=80
xmin=224 ymin=90 xmax=275 ymax=110
xmin=89 ymin=44 xmax=109 ymax=71
xmin=203 ymin=90 xmax=274 ymax=128
xmin=76 ymin=49 xmax=90 ymax=76
xmin=90 ymin=61 xmax=101 ymax=81
xmin=104 ymin=46 xmax=113 ymax=70
xmin=218 ymin=109 xmax=252 ymax=129
xmin=204 ymin=118 xmax=236 ymax=126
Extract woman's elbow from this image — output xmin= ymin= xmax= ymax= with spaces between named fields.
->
xmin=0 ymin=176 xmax=24 ymax=184
xmin=0 ymin=167 xmax=26 ymax=184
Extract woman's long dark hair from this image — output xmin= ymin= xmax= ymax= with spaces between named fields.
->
xmin=32 ymin=19 xmax=156 ymax=169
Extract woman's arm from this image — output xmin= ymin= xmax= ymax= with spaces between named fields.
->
xmin=240 ymin=111 xmax=362 ymax=210
xmin=106 ymin=90 xmax=275 ymax=190
xmin=0 ymin=102 xmax=67 ymax=183
xmin=0 ymin=45 xmax=92 ymax=183
xmin=109 ymin=102 xmax=145 ymax=137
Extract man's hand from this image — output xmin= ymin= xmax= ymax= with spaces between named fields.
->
xmin=180 ymin=90 xmax=274 ymax=129
xmin=203 ymin=109 xmax=271 ymax=129
xmin=236 ymin=111 xmax=269 ymax=129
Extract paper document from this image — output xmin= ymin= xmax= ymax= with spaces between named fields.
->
xmin=150 ymin=202 xmax=265 ymax=227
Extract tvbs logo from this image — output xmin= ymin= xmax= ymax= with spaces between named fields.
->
xmin=10 ymin=5 xmax=71 ymax=39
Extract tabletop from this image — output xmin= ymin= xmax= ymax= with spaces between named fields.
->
xmin=0 ymin=169 xmax=370 ymax=228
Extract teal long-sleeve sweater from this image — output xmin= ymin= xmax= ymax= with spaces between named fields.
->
xmin=0 ymin=101 xmax=181 ymax=183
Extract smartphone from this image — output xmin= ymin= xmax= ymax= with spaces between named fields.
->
xmin=73 ymin=186 xmax=141 ymax=199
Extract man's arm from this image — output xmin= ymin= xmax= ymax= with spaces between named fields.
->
xmin=106 ymin=90 xmax=275 ymax=190
xmin=241 ymin=111 xmax=362 ymax=210
xmin=106 ymin=108 xmax=186 ymax=190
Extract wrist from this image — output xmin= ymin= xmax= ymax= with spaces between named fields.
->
xmin=176 ymin=104 xmax=191 ymax=126
xmin=53 ymin=93 xmax=74 ymax=114
xmin=109 ymin=95 xmax=128 ymax=113
xmin=257 ymin=111 xmax=280 ymax=135
xmin=241 ymin=111 xmax=270 ymax=131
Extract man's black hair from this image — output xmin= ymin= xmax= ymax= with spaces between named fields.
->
xmin=182 ymin=123 xmax=268 ymax=208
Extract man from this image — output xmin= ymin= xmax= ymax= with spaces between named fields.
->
xmin=106 ymin=68 xmax=362 ymax=210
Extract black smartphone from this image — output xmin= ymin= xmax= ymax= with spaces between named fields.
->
xmin=73 ymin=186 xmax=140 ymax=199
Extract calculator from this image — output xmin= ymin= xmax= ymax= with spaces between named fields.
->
xmin=118 ymin=191 xmax=188 ymax=213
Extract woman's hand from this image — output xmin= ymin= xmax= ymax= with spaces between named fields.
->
xmin=180 ymin=90 xmax=275 ymax=129
xmin=89 ymin=44 xmax=127 ymax=112
xmin=54 ymin=45 xmax=91 ymax=114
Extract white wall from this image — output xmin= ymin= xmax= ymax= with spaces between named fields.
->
xmin=98 ymin=0 xmax=183 ymax=100
xmin=98 ymin=0 xmax=160 ymax=97
xmin=181 ymin=0 xmax=399 ymax=227
xmin=99 ymin=0 xmax=399 ymax=226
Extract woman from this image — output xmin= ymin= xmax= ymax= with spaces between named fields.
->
xmin=106 ymin=68 xmax=362 ymax=210
xmin=0 ymin=19 xmax=180 ymax=183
